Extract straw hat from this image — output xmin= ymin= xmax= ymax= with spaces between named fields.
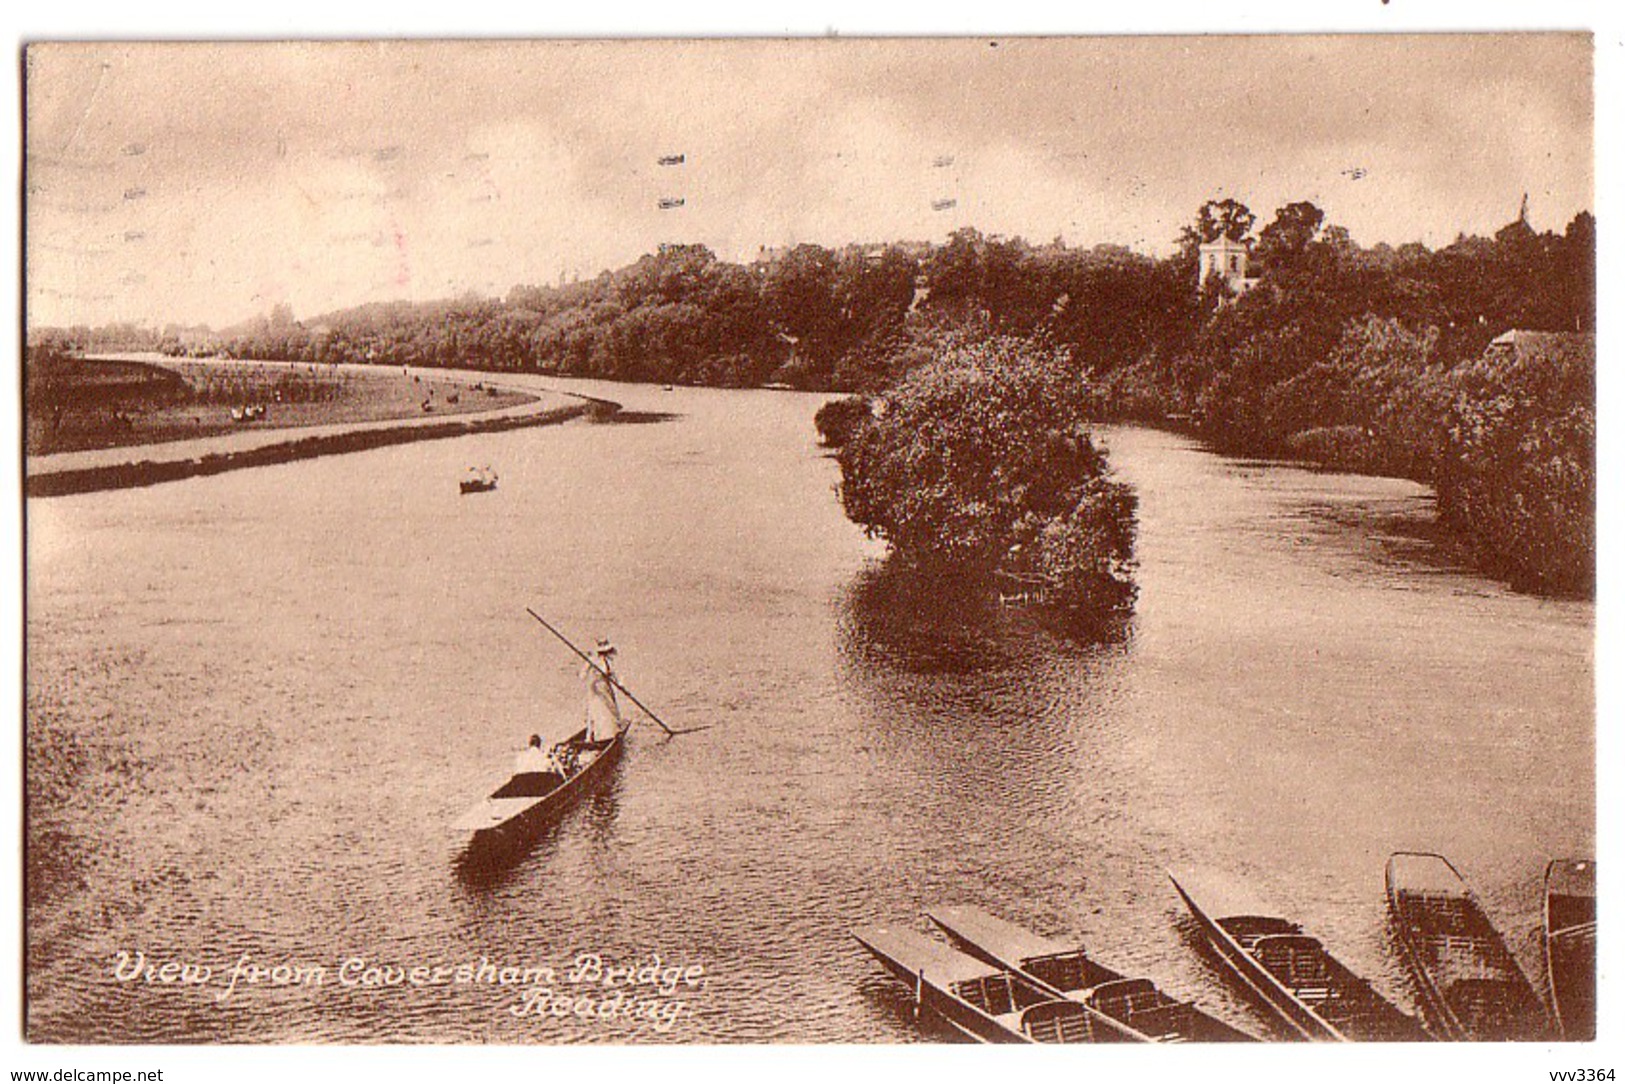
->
xmin=594 ymin=638 xmax=617 ymax=656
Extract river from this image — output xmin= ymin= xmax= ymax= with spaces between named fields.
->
xmin=24 ymin=375 xmax=1593 ymax=1043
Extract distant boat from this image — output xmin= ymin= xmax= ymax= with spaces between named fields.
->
xmin=931 ymin=198 xmax=957 ymax=211
xmin=1169 ymin=869 xmax=1428 ymax=1042
xmin=460 ymin=467 xmax=498 ymax=494
xmin=852 ymin=924 xmax=1132 ymax=1043
xmin=1544 ymin=858 xmax=1596 ymax=1041
xmin=927 ymin=904 xmax=1256 ymax=1042
xmin=1385 ymin=852 xmax=1551 ymax=1041
xmin=658 ymin=197 xmax=685 ymax=209
xmin=657 ymin=154 xmax=686 ymax=166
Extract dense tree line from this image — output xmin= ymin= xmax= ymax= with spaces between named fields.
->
xmin=94 ymin=232 xmax=1192 ymax=396
xmin=1099 ymin=202 xmax=1595 ymax=596
xmin=35 ymin=197 xmax=1593 ymax=596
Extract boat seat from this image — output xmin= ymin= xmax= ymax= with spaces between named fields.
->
xmin=1121 ymin=1003 xmax=1192 ymax=1041
xmin=1026 ymin=951 xmax=1090 ymax=993
xmin=1552 ymin=920 xmax=1597 ymax=941
xmin=1253 ymin=934 xmax=1331 ymax=989
xmin=1084 ymin=979 xmax=1192 ymax=1041
xmin=953 ymin=974 xmax=1017 ymax=1018
xmin=1087 ymin=979 xmax=1162 ymax=1017
xmin=1435 ymin=933 xmax=1493 ymax=953
xmin=1403 ymin=894 xmax=1475 ymax=935
xmin=1020 ymin=1001 xmax=1096 ymax=1044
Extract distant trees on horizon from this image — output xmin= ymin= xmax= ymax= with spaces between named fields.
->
xmin=31 ymin=200 xmax=1592 ymax=395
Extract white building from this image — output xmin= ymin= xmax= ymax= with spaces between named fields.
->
xmin=1197 ymin=236 xmax=1258 ymax=294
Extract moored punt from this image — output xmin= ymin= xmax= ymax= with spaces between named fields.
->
xmin=1169 ymin=869 xmax=1429 ymax=1042
xmin=852 ymin=925 xmax=1135 ymax=1044
xmin=1544 ymin=858 xmax=1596 ymax=1041
xmin=926 ymin=904 xmax=1256 ymax=1042
xmin=454 ymin=725 xmax=625 ymax=852
xmin=1385 ymin=852 xmax=1552 ymax=1041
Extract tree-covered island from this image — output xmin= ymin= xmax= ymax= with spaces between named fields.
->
xmin=834 ymin=336 xmax=1137 ymax=630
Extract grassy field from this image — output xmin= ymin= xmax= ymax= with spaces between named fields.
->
xmin=26 ymin=357 xmax=536 ymax=457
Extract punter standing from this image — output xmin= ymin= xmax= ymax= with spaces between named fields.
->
xmin=582 ymin=638 xmax=622 ymax=747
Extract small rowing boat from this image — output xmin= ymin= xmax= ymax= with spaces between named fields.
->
xmin=1169 ymin=869 xmax=1428 ymax=1042
xmin=852 ymin=924 xmax=1136 ymax=1043
xmin=926 ymin=904 xmax=1256 ymax=1041
xmin=460 ymin=466 xmax=498 ymax=494
xmin=454 ymin=724 xmax=626 ymax=850
xmin=1385 ymin=851 xmax=1551 ymax=1041
xmin=1544 ymin=858 xmax=1596 ymax=1041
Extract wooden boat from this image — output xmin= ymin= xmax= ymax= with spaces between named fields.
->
xmin=852 ymin=925 xmax=1136 ymax=1043
xmin=1544 ymin=858 xmax=1596 ymax=1041
xmin=1385 ymin=851 xmax=1551 ymax=1041
xmin=454 ymin=724 xmax=625 ymax=849
xmin=926 ymin=904 xmax=1256 ymax=1041
xmin=1169 ymin=869 xmax=1428 ymax=1042
xmin=460 ymin=467 xmax=498 ymax=494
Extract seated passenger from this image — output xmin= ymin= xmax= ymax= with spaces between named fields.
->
xmin=513 ymin=734 xmax=553 ymax=779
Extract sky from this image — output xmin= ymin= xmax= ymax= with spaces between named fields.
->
xmin=25 ymin=34 xmax=1594 ymax=330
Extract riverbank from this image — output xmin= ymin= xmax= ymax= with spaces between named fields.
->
xmin=26 ymin=355 xmax=542 ymax=457
xmin=25 ymin=358 xmax=601 ymax=497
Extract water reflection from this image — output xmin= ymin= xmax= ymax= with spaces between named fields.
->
xmin=834 ymin=554 xmax=1140 ymax=893
xmin=838 ymin=560 xmax=1015 ymax=675
xmin=837 ymin=557 xmax=1131 ymax=677
xmin=587 ymin=407 xmax=680 ymax=426
xmin=581 ymin=404 xmax=676 ymax=425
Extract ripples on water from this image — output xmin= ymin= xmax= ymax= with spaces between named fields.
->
xmin=25 ymin=383 xmax=1592 ymax=1043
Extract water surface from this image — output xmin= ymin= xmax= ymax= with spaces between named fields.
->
xmin=25 ymin=377 xmax=1592 ymax=1042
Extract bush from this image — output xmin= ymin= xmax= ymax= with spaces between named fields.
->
xmin=1283 ymin=425 xmax=1379 ymax=472
xmin=813 ymin=396 xmax=873 ymax=447
xmin=1028 ymin=475 xmax=1139 ymax=622
xmin=1436 ymin=332 xmax=1594 ymax=595
xmin=836 ymin=335 xmax=1136 ymax=619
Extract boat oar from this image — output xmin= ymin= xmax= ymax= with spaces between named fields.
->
xmin=524 ymin=608 xmax=710 ymax=736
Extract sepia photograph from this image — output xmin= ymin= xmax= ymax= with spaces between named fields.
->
xmin=10 ymin=10 xmax=1610 ymax=1078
